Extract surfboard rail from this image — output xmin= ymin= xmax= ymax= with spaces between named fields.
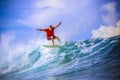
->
xmin=43 ymin=45 xmax=60 ymax=48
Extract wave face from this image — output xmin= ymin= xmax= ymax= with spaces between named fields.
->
xmin=0 ymin=36 xmax=120 ymax=80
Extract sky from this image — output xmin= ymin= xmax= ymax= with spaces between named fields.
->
xmin=0 ymin=0 xmax=120 ymax=45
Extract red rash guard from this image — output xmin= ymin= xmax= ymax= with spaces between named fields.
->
xmin=44 ymin=27 xmax=55 ymax=38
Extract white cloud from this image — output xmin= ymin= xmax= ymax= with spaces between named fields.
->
xmin=18 ymin=0 xmax=66 ymax=27
xmin=92 ymin=2 xmax=120 ymax=38
xmin=17 ymin=0 xmax=92 ymax=28
xmin=92 ymin=20 xmax=120 ymax=38
xmin=101 ymin=2 xmax=119 ymax=26
xmin=33 ymin=0 xmax=64 ymax=9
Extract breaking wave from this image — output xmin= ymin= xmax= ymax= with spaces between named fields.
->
xmin=0 ymin=36 xmax=120 ymax=80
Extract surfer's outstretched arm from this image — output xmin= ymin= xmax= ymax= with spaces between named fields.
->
xmin=36 ymin=29 xmax=44 ymax=31
xmin=54 ymin=21 xmax=62 ymax=29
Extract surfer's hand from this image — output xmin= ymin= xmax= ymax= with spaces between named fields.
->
xmin=60 ymin=21 xmax=62 ymax=24
xmin=36 ymin=29 xmax=43 ymax=31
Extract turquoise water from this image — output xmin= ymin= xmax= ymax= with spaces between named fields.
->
xmin=0 ymin=36 xmax=120 ymax=80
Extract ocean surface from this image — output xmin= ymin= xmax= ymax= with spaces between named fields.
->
xmin=0 ymin=36 xmax=120 ymax=80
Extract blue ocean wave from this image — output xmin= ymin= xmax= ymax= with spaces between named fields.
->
xmin=0 ymin=35 xmax=120 ymax=80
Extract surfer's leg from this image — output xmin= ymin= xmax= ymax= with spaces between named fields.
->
xmin=51 ymin=36 xmax=55 ymax=45
xmin=55 ymin=36 xmax=61 ymax=43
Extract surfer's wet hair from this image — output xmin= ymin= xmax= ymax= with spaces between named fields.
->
xmin=49 ymin=25 xmax=52 ymax=28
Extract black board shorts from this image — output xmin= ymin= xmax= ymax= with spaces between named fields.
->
xmin=47 ymin=36 xmax=57 ymax=40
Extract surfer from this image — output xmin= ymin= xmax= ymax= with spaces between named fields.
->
xmin=36 ymin=21 xmax=62 ymax=45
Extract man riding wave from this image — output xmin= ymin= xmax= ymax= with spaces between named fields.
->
xmin=36 ymin=21 xmax=62 ymax=45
